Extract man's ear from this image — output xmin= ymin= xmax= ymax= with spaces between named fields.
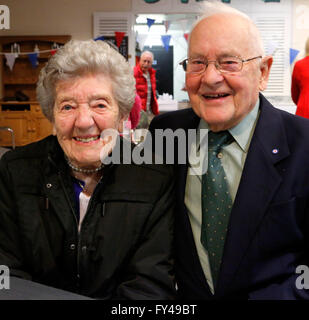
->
xmin=259 ymin=55 xmax=273 ymax=91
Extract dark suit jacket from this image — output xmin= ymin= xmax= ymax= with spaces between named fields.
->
xmin=149 ymin=94 xmax=309 ymax=299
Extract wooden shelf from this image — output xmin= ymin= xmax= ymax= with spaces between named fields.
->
xmin=1 ymin=101 xmax=38 ymax=104
xmin=0 ymin=35 xmax=71 ymax=147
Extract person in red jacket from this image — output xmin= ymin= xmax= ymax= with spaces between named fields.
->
xmin=291 ymin=38 xmax=309 ymax=118
xmin=134 ymin=51 xmax=159 ymax=119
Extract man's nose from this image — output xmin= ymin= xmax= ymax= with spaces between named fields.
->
xmin=200 ymin=62 xmax=224 ymax=84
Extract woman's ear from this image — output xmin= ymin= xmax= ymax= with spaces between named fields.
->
xmin=259 ymin=55 xmax=273 ymax=91
xmin=52 ymin=123 xmax=57 ymax=136
xmin=118 ymin=115 xmax=128 ymax=133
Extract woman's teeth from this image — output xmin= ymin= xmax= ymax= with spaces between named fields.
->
xmin=75 ymin=136 xmax=99 ymax=142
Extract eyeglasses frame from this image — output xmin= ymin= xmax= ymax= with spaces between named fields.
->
xmin=179 ymin=55 xmax=263 ymax=74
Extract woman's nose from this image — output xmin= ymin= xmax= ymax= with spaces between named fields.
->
xmin=75 ymin=106 xmax=95 ymax=129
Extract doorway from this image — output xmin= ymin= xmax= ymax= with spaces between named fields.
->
xmin=143 ymin=45 xmax=174 ymax=96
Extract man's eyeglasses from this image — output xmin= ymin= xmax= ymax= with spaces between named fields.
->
xmin=179 ymin=56 xmax=262 ymax=74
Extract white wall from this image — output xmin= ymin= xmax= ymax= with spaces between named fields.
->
xmin=0 ymin=0 xmax=132 ymax=39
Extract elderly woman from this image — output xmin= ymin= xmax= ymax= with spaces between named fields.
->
xmin=0 ymin=40 xmax=175 ymax=299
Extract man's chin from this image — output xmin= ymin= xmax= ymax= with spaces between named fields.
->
xmin=197 ymin=109 xmax=235 ymax=130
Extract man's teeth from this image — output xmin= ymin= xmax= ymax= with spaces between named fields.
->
xmin=75 ymin=136 xmax=99 ymax=142
xmin=204 ymin=93 xmax=229 ymax=99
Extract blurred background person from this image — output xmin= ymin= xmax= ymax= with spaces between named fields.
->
xmin=291 ymin=37 xmax=309 ymax=118
xmin=134 ymin=51 xmax=159 ymax=124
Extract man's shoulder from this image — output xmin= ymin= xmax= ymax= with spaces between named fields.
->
xmin=261 ymin=95 xmax=308 ymax=125
xmin=150 ymin=108 xmax=198 ymax=131
xmin=279 ymin=108 xmax=309 ymax=134
xmin=259 ymin=95 xmax=309 ymax=143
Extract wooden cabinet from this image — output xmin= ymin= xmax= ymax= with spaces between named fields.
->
xmin=0 ymin=102 xmax=54 ymax=147
xmin=0 ymin=35 xmax=71 ymax=147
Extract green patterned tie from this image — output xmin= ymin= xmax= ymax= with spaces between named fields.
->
xmin=201 ymin=130 xmax=233 ymax=287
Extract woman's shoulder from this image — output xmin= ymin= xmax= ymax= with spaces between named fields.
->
xmin=1 ymin=135 xmax=56 ymax=164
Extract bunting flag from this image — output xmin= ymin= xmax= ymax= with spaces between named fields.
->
xmin=50 ymin=50 xmax=57 ymax=56
xmin=147 ymin=18 xmax=155 ymax=30
xmin=94 ymin=36 xmax=105 ymax=41
xmin=290 ymin=48 xmax=300 ymax=65
xmin=4 ymin=53 xmax=16 ymax=71
xmin=184 ymin=33 xmax=189 ymax=42
xmin=164 ymin=20 xmax=171 ymax=33
xmin=221 ymin=0 xmax=231 ymax=3
xmin=161 ymin=35 xmax=171 ymax=52
xmin=137 ymin=34 xmax=148 ymax=51
xmin=115 ymin=32 xmax=125 ymax=48
xmin=28 ymin=53 xmax=38 ymax=68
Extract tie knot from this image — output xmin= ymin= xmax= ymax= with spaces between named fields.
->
xmin=208 ymin=131 xmax=232 ymax=152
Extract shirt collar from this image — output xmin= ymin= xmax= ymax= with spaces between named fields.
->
xmin=197 ymin=99 xmax=260 ymax=152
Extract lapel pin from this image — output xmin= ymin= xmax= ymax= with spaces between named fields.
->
xmin=272 ymin=148 xmax=279 ymax=154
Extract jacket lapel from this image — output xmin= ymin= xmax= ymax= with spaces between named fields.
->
xmin=216 ymin=95 xmax=291 ymax=295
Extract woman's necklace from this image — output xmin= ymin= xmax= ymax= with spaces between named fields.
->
xmin=65 ymin=156 xmax=104 ymax=174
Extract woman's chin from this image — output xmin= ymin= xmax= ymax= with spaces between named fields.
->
xmin=70 ymin=157 xmax=102 ymax=170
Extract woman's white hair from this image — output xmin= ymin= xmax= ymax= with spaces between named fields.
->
xmin=36 ymin=39 xmax=136 ymax=122
xmin=190 ymin=0 xmax=265 ymax=56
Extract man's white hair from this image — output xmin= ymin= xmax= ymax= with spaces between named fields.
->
xmin=190 ymin=0 xmax=265 ymax=56
xmin=141 ymin=50 xmax=154 ymax=61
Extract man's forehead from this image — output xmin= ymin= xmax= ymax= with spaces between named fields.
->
xmin=189 ymin=15 xmax=253 ymax=55
xmin=191 ymin=13 xmax=250 ymax=40
xmin=141 ymin=54 xmax=152 ymax=61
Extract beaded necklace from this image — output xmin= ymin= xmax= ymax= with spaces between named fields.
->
xmin=65 ymin=156 xmax=104 ymax=174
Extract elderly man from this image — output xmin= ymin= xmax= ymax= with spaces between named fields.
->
xmin=149 ymin=1 xmax=309 ymax=299
xmin=134 ymin=51 xmax=159 ymax=119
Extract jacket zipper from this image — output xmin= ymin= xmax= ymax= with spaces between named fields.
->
xmin=57 ymin=171 xmax=82 ymax=290
xmin=49 ymin=155 xmax=113 ymax=291
xmin=57 ymin=167 xmax=111 ymax=290
xmin=78 ymin=164 xmax=113 ymax=231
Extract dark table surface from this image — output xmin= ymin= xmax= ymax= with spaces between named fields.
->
xmin=0 ymin=277 xmax=92 ymax=300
